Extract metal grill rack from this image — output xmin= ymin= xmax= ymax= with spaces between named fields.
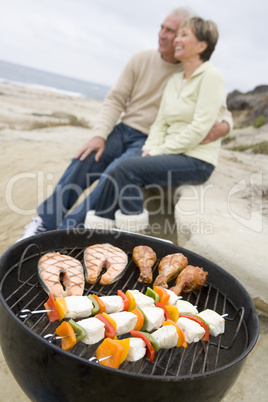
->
xmin=1 ymin=243 xmax=248 ymax=380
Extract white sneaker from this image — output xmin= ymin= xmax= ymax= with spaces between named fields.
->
xmin=18 ymin=216 xmax=47 ymax=241
xmin=115 ymin=209 xmax=149 ymax=232
xmin=84 ymin=210 xmax=115 ymax=230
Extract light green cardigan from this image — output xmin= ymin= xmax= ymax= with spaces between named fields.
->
xmin=143 ymin=61 xmax=227 ymax=166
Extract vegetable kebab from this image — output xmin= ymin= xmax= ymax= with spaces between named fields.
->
xmin=40 ymin=286 xmax=225 ymax=368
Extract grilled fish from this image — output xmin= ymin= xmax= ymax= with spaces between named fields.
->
xmin=153 ymin=253 xmax=188 ymax=288
xmin=152 ymin=325 xmax=178 ymax=349
xmin=84 ymin=244 xmax=128 ymax=285
xmin=132 ymin=245 xmax=156 ymax=283
xmin=38 ymin=252 xmax=84 ymax=298
xmin=126 ymin=338 xmax=146 ymax=362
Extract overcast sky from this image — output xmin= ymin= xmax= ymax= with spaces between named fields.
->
xmin=0 ymin=0 xmax=267 ymax=94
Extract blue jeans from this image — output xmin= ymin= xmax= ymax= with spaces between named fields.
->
xmin=38 ymin=123 xmax=147 ymax=229
xmin=94 ymin=154 xmax=215 ymax=219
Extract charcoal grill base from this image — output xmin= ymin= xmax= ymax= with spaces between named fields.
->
xmin=0 ymin=313 xmax=246 ymax=402
xmin=0 ymin=229 xmax=259 ymax=402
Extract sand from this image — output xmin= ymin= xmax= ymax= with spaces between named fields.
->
xmin=0 ymin=82 xmax=102 ymax=253
xmin=0 ymin=82 xmax=267 ymax=401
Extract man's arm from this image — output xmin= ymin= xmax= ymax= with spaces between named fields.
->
xmin=200 ymin=109 xmax=233 ymax=144
xmin=75 ymin=53 xmax=138 ymax=161
xmin=75 ymin=137 xmax=105 ymax=161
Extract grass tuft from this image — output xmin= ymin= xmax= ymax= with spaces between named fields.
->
xmin=228 ymin=141 xmax=268 ymax=155
xmin=253 ymin=116 xmax=267 ymax=128
xmin=28 ymin=114 xmax=91 ymax=130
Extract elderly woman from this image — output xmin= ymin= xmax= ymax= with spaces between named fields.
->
xmin=85 ymin=17 xmax=227 ymax=231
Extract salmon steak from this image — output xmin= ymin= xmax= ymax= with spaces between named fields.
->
xmin=38 ymin=252 xmax=84 ymax=298
xmin=84 ymin=244 xmax=128 ymax=285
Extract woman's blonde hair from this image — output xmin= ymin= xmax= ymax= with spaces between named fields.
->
xmin=180 ymin=17 xmax=219 ymax=61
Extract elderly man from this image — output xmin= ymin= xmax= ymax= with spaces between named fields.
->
xmin=19 ymin=7 xmax=232 ymax=239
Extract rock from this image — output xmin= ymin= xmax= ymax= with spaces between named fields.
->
xmin=246 ymin=85 xmax=268 ymax=95
xmin=227 ymin=85 xmax=268 ymax=126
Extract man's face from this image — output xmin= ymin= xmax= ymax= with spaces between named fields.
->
xmin=158 ymin=14 xmax=185 ymax=63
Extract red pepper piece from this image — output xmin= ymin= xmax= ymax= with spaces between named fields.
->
xmin=179 ymin=314 xmax=209 ymax=341
xmin=117 ymin=290 xmax=129 ymax=311
xmin=130 ymin=330 xmax=155 ymax=363
xmin=156 ymin=301 xmax=171 ymax=321
xmin=44 ymin=292 xmax=60 ymax=322
xmin=95 ymin=313 xmax=116 ymax=339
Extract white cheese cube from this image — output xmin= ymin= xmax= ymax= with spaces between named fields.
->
xmin=142 ymin=306 xmax=165 ymax=332
xmin=127 ymin=290 xmax=155 ymax=309
xmin=65 ymin=296 xmax=93 ymax=319
xmin=177 ymin=317 xmax=205 ymax=343
xmin=99 ymin=295 xmax=124 ymax=314
xmin=109 ymin=311 xmax=138 ymax=335
xmin=197 ymin=309 xmax=225 ymax=337
xmin=78 ymin=317 xmax=105 ymax=345
xmin=126 ymin=337 xmax=146 ymax=362
xmin=176 ymin=300 xmax=198 ymax=316
xmin=152 ymin=325 xmax=178 ymax=349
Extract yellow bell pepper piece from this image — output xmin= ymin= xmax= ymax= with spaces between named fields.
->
xmin=55 ymin=297 xmax=67 ymax=321
xmin=165 ymin=305 xmax=179 ymax=323
xmin=126 ymin=290 xmax=136 ymax=311
xmin=113 ymin=338 xmax=130 ymax=363
xmin=102 ymin=312 xmax=117 ymax=332
xmin=131 ymin=307 xmax=144 ymax=331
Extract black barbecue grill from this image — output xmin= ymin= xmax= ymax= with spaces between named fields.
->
xmin=0 ymin=229 xmax=259 ymax=402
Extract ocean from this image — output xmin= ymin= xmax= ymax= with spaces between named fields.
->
xmin=0 ymin=59 xmax=110 ymax=101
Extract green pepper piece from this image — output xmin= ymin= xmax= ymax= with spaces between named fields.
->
xmin=138 ymin=331 xmax=159 ymax=352
xmin=130 ymin=330 xmax=155 ymax=363
xmin=194 ymin=315 xmax=210 ymax=330
xmin=88 ymin=294 xmax=100 ymax=315
xmin=145 ymin=287 xmax=160 ymax=304
xmin=140 ymin=308 xmax=148 ymax=331
xmin=69 ymin=319 xmax=86 ymax=343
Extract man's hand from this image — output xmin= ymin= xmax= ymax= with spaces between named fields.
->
xmin=75 ymin=136 xmax=106 ymax=161
xmin=200 ymin=121 xmax=230 ymax=145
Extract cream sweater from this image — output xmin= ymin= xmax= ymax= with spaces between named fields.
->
xmin=92 ymin=50 xmax=233 ymax=141
xmin=143 ymin=62 xmax=227 ymax=166
xmin=92 ymin=50 xmax=184 ymax=139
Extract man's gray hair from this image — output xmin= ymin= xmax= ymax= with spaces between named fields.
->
xmin=170 ymin=6 xmax=198 ymax=19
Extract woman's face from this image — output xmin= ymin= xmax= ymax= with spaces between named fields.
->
xmin=174 ymin=25 xmax=206 ymax=62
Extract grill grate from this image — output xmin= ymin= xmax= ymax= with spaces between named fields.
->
xmin=0 ymin=243 xmax=248 ymax=379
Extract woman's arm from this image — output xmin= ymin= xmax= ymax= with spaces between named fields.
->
xmin=149 ymin=66 xmax=226 ymax=155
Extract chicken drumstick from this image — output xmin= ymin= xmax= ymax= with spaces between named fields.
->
xmin=153 ymin=253 xmax=188 ymax=288
xmin=170 ymin=265 xmax=208 ymax=296
xmin=133 ymin=245 xmax=157 ymax=283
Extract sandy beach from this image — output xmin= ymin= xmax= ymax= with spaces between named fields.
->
xmin=0 ymin=82 xmax=267 ymax=401
xmin=0 ymin=82 xmax=102 ymax=253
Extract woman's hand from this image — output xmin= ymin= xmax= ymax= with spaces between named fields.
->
xmin=141 ymin=149 xmax=151 ymax=157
